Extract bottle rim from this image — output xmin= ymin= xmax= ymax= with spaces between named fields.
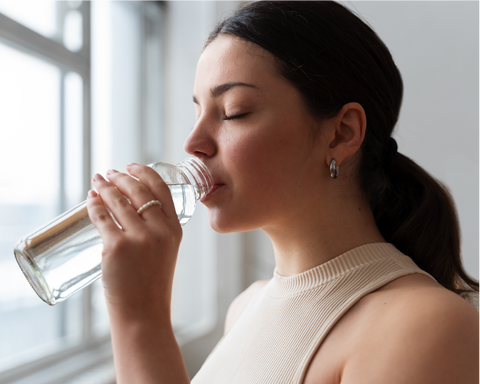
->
xmin=177 ymin=157 xmax=214 ymax=200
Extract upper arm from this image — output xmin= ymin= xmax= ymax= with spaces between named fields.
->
xmin=224 ymin=280 xmax=269 ymax=335
xmin=342 ymin=291 xmax=479 ymax=384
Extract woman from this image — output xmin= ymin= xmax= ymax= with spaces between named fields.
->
xmin=86 ymin=2 xmax=479 ymax=383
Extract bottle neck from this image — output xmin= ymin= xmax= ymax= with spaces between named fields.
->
xmin=176 ymin=158 xmax=214 ymax=200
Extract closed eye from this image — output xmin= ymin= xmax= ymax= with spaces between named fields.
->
xmin=224 ymin=113 xmax=249 ymax=121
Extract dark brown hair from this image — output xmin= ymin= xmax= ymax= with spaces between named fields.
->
xmin=207 ymin=1 xmax=478 ymax=297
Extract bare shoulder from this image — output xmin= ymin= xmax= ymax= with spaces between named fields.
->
xmin=224 ymin=280 xmax=270 ymax=334
xmin=341 ymin=273 xmax=479 ymax=384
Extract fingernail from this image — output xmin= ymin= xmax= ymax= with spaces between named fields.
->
xmin=126 ymin=163 xmax=138 ymax=168
xmin=106 ymin=169 xmax=119 ymax=175
xmin=88 ymin=190 xmax=97 ymax=198
xmin=93 ymin=173 xmax=104 ymax=182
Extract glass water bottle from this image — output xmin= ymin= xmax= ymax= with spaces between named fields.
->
xmin=14 ymin=157 xmax=213 ymax=306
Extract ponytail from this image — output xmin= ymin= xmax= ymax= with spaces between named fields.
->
xmin=370 ymin=152 xmax=478 ymax=298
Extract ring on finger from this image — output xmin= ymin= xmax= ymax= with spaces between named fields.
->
xmin=137 ymin=200 xmax=162 ymax=216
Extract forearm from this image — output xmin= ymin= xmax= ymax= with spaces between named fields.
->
xmin=87 ymin=167 xmax=190 ymax=383
xmin=110 ymin=313 xmax=190 ymax=384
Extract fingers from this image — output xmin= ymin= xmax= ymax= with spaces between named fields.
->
xmin=86 ymin=190 xmax=122 ymax=239
xmin=125 ymin=164 xmax=178 ymax=220
xmin=105 ymin=168 xmax=168 ymax=222
xmin=91 ymin=164 xmax=179 ymax=229
xmin=92 ymin=173 xmax=145 ymax=229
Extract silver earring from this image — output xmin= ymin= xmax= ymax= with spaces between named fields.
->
xmin=330 ymin=158 xmax=339 ymax=179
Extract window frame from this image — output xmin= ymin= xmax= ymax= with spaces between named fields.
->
xmin=0 ymin=4 xmax=110 ymax=383
xmin=0 ymin=0 xmax=101 ymax=383
xmin=0 ymin=2 xmax=167 ymax=381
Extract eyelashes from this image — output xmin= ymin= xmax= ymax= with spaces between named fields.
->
xmin=224 ymin=113 xmax=249 ymax=121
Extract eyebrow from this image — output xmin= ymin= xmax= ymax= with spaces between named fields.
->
xmin=193 ymin=82 xmax=257 ymax=104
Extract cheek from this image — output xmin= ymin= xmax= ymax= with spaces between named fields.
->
xmin=220 ymin=130 xmax=261 ymax=168
xmin=223 ymin=131 xmax=299 ymax=203
xmin=224 ymin=132 xmax=279 ymax=185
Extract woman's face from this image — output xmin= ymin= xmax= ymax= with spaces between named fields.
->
xmin=184 ymin=35 xmax=330 ymax=233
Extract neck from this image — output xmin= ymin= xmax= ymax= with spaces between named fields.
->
xmin=263 ymin=187 xmax=385 ymax=277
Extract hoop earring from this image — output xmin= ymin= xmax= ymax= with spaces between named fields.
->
xmin=330 ymin=158 xmax=339 ymax=179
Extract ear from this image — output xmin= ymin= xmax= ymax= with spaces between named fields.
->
xmin=324 ymin=102 xmax=366 ymax=168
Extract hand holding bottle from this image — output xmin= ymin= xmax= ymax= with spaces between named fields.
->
xmin=87 ymin=163 xmax=183 ymax=316
xmin=14 ymin=157 xmax=212 ymax=306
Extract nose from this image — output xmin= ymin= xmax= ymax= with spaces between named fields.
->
xmin=183 ymin=119 xmax=217 ymax=161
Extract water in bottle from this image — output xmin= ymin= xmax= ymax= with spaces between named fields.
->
xmin=14 ymin=157 xmax=213 ymax=305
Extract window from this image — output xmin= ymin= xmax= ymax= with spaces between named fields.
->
xmin=0 ymin=2 xmax=164 ymax=382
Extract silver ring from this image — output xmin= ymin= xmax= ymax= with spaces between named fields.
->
xmin=137 ymin=200 xmax=162 ymax=216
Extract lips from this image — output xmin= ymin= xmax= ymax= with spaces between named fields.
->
xmin=201 ymin=179 xmax=225 ymax=203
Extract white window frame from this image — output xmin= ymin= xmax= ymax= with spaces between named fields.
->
xmin=0 ymin=5 xmax=105 ymax=383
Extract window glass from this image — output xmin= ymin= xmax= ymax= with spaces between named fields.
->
xmin=91 ymin=0 xmax=142 ymax=172
xmin=110 ymin=1 xmax=142 ymax=168
xmin=0 ymin=0 xmax=84 ymax=52
xmin=92 ymin=280 xmax=109 ymax=336
xmin=90 ymin=0 xmax=144 ymax=335
xmin=63 ymin=10 xmax=83 ymax=52
xmin=0 ymin=42 xmax=82 ymax=369
xmin=0 ymin=0 xmax=58 ymax=39
xmin=64 ymin=71 xmax=84 ymax=209
xmin=143 ymin=8 xmax=164 ymax=164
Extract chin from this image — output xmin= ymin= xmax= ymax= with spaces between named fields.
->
xmin=207 ymin=209 xmax=258 ymax=234
xmin=207 ymin=215 xmax=239 ymax=234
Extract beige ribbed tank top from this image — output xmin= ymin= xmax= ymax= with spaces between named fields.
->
xmin=191 ymin=243 xmax=436 ymax=384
